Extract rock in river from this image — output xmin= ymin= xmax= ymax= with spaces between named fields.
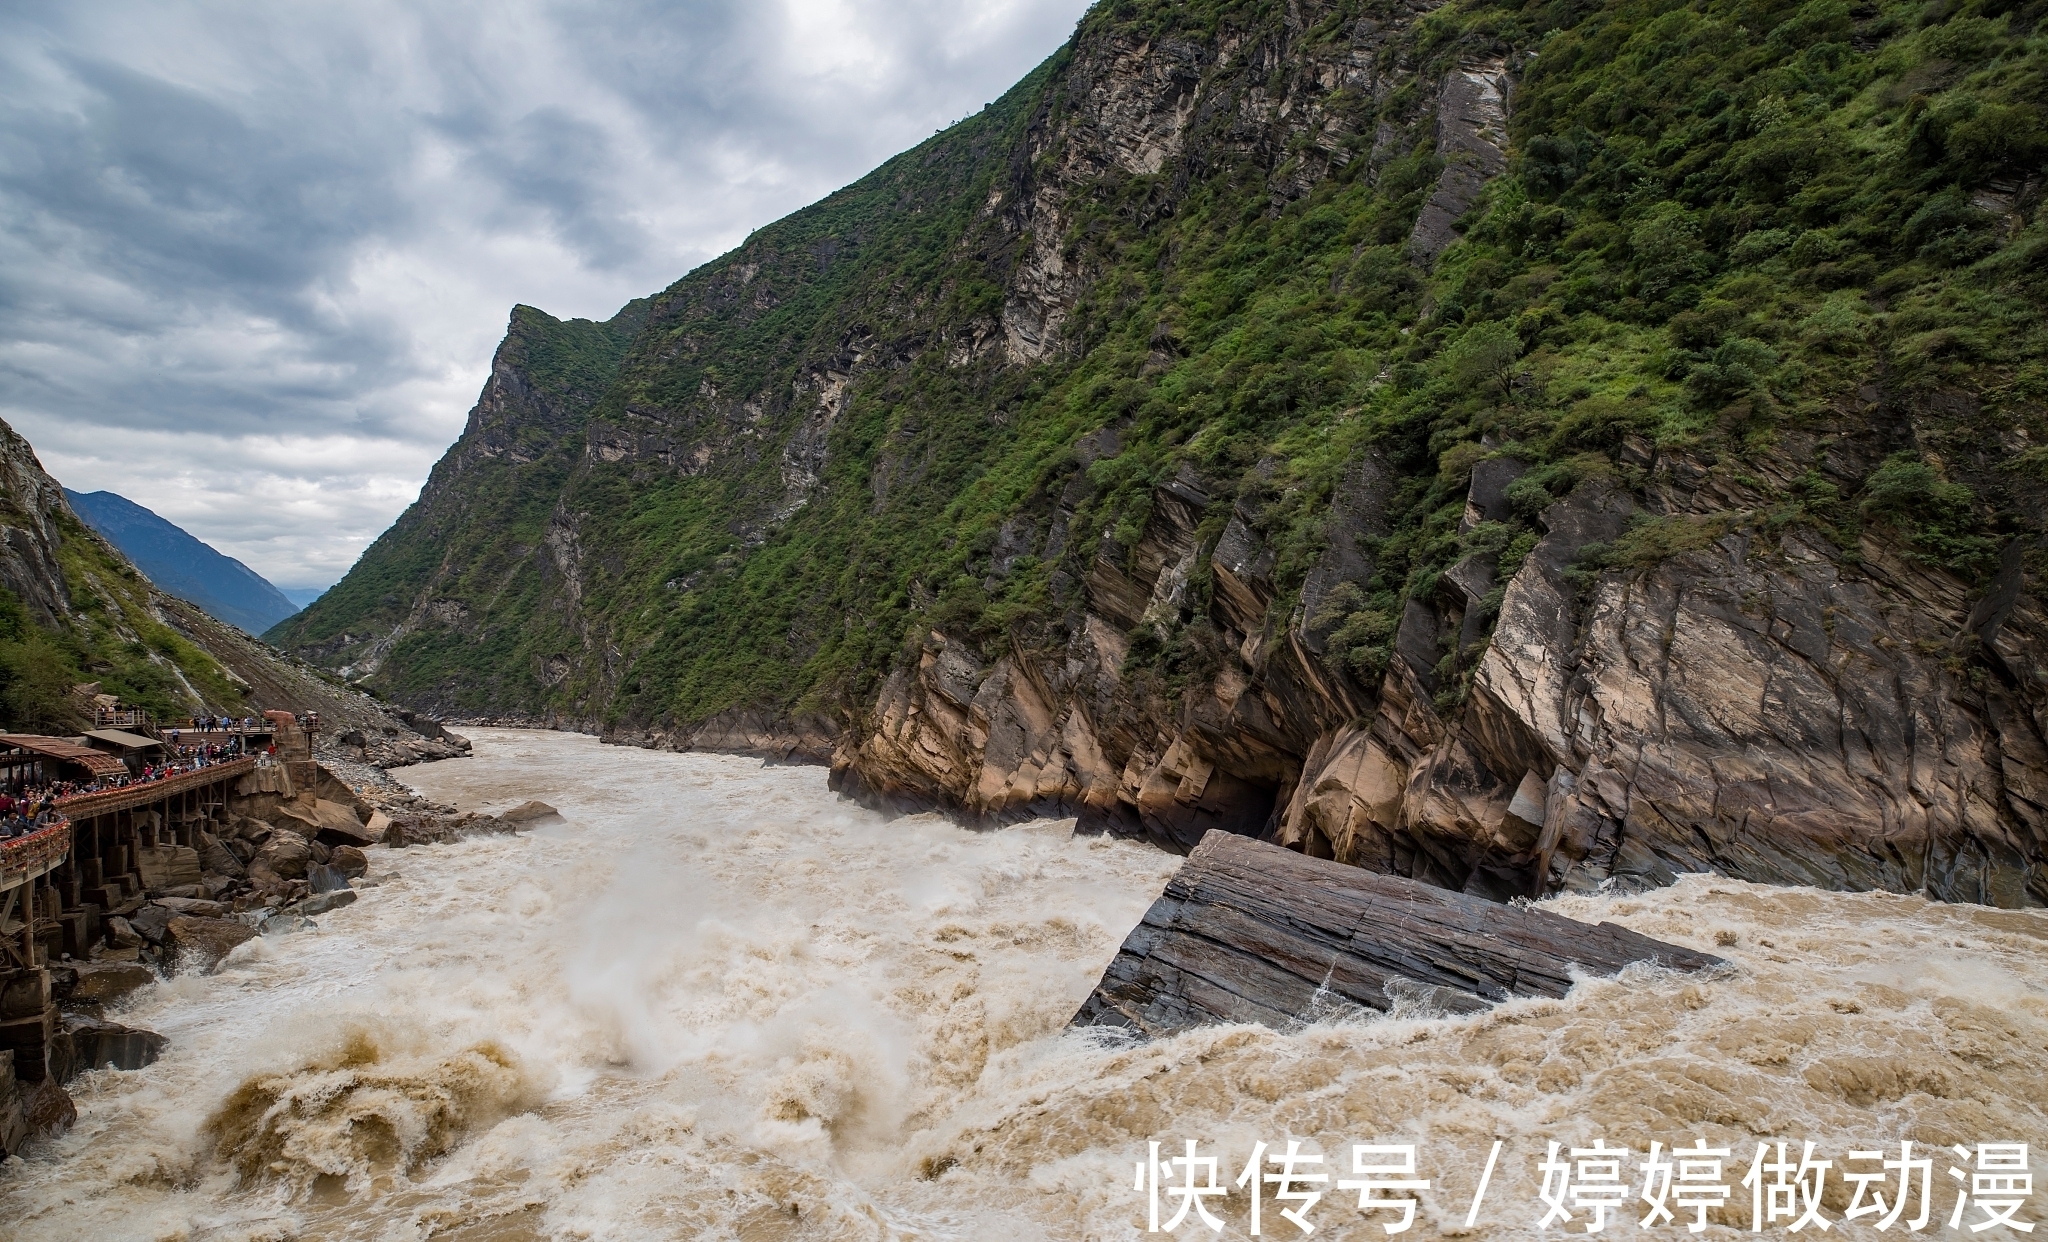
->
xmin=53 ymin=1015 xmax=167 ymax=1078
xmin=306 ymin=862 xmax=351 ymax=894
xmin=329 ymin=844 xmax=369 ymax=878
xmin=294 ymin=888 xmax=358 ymax=916
xmin=1073 ymin=830 xmax=1719 ymax=1036
xmin=500 ymin=800 xmax=564 ymax=827
xmin=65 ymin=961 xmax=156 ymax=1008
xmin=163 ymin=915 xmax=258 ymax=974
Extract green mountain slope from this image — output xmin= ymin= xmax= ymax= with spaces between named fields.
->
xmin=277 ymin=0 xmax=2048 ymax=902
xmin=0 ymin=415 xmax=435 ymax=739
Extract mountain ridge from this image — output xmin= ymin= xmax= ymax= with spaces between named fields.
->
xmin=65 ymin=488 xmax=300 ymax=635
xmin=0 ymin=413 xmax=460 ymax=756
xmin=274 ymin=0 xmax=2048 ymax=905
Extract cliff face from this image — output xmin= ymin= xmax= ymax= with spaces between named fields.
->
xmin=838 ymin=413 xmax=2048 ymax=908
xmin=0 ymin=417 xmax=75 ymax=626
xmin=280 ymin=0 xmax=2048 ymax=906
xmin=270 ymin=304 xmax=646 ymax=711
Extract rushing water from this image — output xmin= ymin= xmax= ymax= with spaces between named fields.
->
xmin=3 ymin=728 xmax=2045 ymax=1240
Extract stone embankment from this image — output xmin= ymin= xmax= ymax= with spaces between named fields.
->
xmin=0 ymin=722 xmax=535 ymax=1158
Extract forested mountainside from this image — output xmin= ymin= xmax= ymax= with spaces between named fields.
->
xmin=0 ymin=415 xmax=443 ymax=742
xmin=274 ymin=0 xmax=2048 ymax=905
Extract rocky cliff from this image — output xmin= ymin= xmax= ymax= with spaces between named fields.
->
xmin=277 ymin=0 xmax=2048 ymax=905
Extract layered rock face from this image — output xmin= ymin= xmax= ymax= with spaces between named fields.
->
xmin=1073 ymin=830 xmax=1719 ymax=1036
xmin=834 ymin=420 xmax=2048 ymax=907
xmin=0 ymin=418 xmax=74 ymax=625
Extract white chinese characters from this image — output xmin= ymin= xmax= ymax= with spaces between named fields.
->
xmin=1133 ymin=1139 xmax=2033 ymax=1234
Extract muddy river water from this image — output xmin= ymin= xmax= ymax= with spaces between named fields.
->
xmin=3 ymin=727 xmax=2044 ymax=1239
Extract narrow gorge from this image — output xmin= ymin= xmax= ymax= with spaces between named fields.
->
xmin=269 ymin=0 xmax=2048 ymax=911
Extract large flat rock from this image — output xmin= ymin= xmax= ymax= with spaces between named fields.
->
xmin=1072 ymin=831 xmax=1719 ymax=1036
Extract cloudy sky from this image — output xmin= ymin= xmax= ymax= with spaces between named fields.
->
xmin=0 ymin=0 xmax=1089 ymax=594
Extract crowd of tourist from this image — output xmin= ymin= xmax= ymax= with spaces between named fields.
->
xmin=2 ymin=735 xmax=264 ymax=833
xmin=0 ymin=791 xmax=60 ymax=840
xmin=175 ymin=717 xmax=262 ymax=733
xmin=166 ymin=715 xmax=267 ymax=742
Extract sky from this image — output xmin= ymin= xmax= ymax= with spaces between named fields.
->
xmin=0 ymin=0 xmax=1091 ymax=592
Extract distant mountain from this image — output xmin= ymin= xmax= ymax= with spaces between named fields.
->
xmin=280 ymin=586 xmax=327 ymax=608
xmin=64 ymin=488 xmax=299 ymax=634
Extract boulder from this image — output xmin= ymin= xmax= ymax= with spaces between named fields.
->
xmin=23 ymin=1079 xmax=75 ymax=1137
xmin=293 ymin=889 xmax=357 ymax=917
xmin=136 ymin=844 xmax=203 ymax=894
xmin=310 ymin=798 xmax=376 ymax=846
xmin=102 ymin=916 xmax=142 ymax=950
xmin=269 ymin=801 xmax=322 ymax=837
xmin=67 ymin=962 xmax=156 ymax=1008
xmin=500 ymin=800 xmax=564 ymax=827
xmin=1073 ymin=831 xmax=1721 ymax=1037
xmin=163 ymin=915 xmax=258 ymax=974
xmin=153 ymin=896 xmax=230 ymax=918
xmin=0 ymin=1057 xmax=25 ymax=1158
xmin=0 ymin=969 xmax=49 ymax=1015
xmin=256 ymin=831 xmax=311 ymax=881
xmin=329 ymin=845 xmax=368 ymax=878
xmin=126 ymin=905 xmax=172 ymax=945
xmin=310 ymin=766 xmax=375 ymax=819
xmin=305 ymin=863 xmax=351 ymax=894
xmin=259 ymin=913 xmax=317 ymax=936
xmin=54 ymin=1015 xmax=166 ymax=1078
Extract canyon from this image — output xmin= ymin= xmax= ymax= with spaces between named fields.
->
xmin=272 ymin=0 xmax=2047 ymax=910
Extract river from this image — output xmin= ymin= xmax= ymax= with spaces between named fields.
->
xmin=3 ymin=727 xmax=2044 ymax=1240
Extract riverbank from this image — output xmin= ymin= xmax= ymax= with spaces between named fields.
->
xmin=2 ymin=729 xmax=2044 ymax=1240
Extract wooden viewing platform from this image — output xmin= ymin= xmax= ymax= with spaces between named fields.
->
xmin=56 ymin=756 xmax=256 ymax=818
xmin=2 ymin=715 xmax=312 ymax=1116
xmin=0 ymin=820 xmax=71 ymax=893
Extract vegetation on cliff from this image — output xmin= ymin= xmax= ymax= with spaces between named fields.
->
xmin=275 ymin=0 xmax=2044 ymax=740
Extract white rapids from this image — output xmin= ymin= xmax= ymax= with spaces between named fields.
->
xmin=2 ymin=727 xmax=2045 ymax=1240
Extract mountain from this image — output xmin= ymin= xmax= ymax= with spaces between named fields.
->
xmin=273 ymin=0 xmax=2048 ymax=906
xmin=280 ymin=587 xmax=328 ymax=608
xmin=0 ymin=414 xmax=453 ymax=747
xmin=64 ymin=488 xmax=300 ymax=635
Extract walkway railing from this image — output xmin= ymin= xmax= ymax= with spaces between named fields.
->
xmin=55 ymin=756 xmax=257 ymax=819
xmin=0 ymin=818 xmax=71 ymax=890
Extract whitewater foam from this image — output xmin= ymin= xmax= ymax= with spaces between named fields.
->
xmin=2 ymin=728 xmax=2043 ymax=1240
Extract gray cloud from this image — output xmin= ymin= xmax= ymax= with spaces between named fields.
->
xmin=0 ymin=0 xmax=1089 ymax=589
